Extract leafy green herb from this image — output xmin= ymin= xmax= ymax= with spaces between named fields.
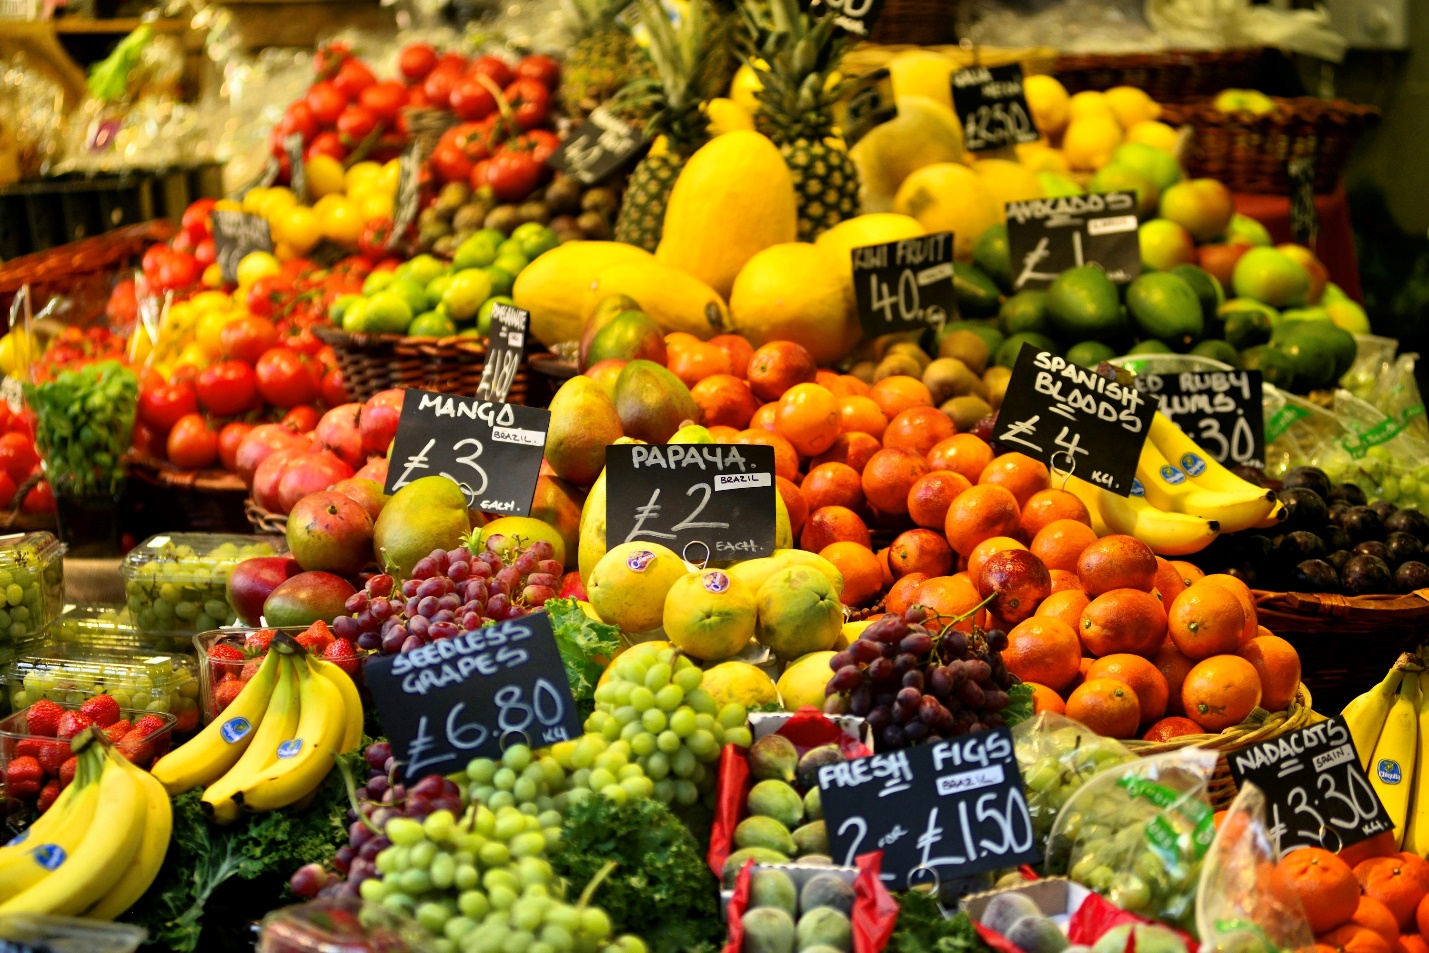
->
xmin=888 ymin=890 xmax=992 ymax=953
xmin=552 ymin=795 xmax=723 ymax=953
xmin=546 ymin=597 xmax=623 ymax=721
xmin=1004 ymin=682 xmax=1035 ymax=728
xmin=24 ymin=360 xmax=137 ymax=496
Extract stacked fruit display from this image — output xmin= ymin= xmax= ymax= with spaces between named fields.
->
xmin=8 ymin=648 xmax=199 ymax=733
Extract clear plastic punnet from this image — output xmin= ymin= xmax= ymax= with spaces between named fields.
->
xmin=120 ymin=532 xmax=285 ymax=636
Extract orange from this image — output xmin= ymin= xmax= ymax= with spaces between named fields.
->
xmin=1031 ymin=519 xmax=1099 ymax=572
xmin=862 ymin=447 xmax=930 ymax=515
xmin=877 ymin=547 xmax=893 ymax=586
xmin=1171 ymin=560 xmax=1205 ymax=586
xmin=1280 ymin=848 xmax=1360 ymax=935
xmin=1199 ymin=573 xmax=1259 ymax=644
xmin=746 ymin=341 xmax=817 ymax=402
xmin=1027 ymin=682 xmax=1066 ymax=715
xmin=1037 ymin=589 xmax=1090 ymax=631
xmin=1142 ymin=716 xmax=1204 ymax=741
xmin=813 ymin=432 xmax=882 ymax=474
xmin=1065 ymin=677 xmax=1141 ymax=738
xmin=803 ymin=462 xmax=866 ymax=513
xmin=709 ymin=425 xmax=740 ymax=443
xmin=1076 ymin=534 xmax=1159 ymax=596
xmin=1181 ymin=655 xmax=1262 ymax=732
xmin=733 ymin=429 xmax=800 ymax=482
xmin=751 ymin=402 xmax=778 ymax=431
xmin=1087 ymin=654 xmax=1169 ymax=724
xmin=666 ymin=341 xmax=731 ymax=387
xmin=1237 ymin=635 xmax=1301 ymax=711
xmin=908 ymin=471 xmax=972 ymax=530
xmin=775 ymin=383 xmax=842 ymax=456
xmin=840 ymin=374 xmax=870 ymax=396
xmin=944 ymin=483 xmax=1021 ymax=556
xmin=838 ymin=395 xmax=888 ymax=438
xmin=1152 ymin=642 xmax=1196 ymax=715
xmin=816 ymin=369 xmax=856 ymax=397
xmin=913 ymin=574 xmax=985 ymax=633
xmin=801 ymin=506 xmax=872 ymax=552
xmin=1403 ymin=936 xmax=1429 ymax=953
xmin=868 ymin=375 xmax=934 ymax=419
xmin=890 ymin=528 xmax=954 ymax=578
xmin=776 ymin=476 xmax=808 ymax=537
xmin=1321 ymin=925 xmax=1393 ymax=953
xmin=1049 ymin=569 xmax=1084 ymax=593
xmin=1004 ymin=617 xmax=1081 ymax=691
xmin=691 ymin=374 xmax=760 ymax=429
xmin=1356 ymin=896 xmax=1402 ymax=946
xmin=709 ymin=334 xmax=754 ymax=378
xmin=1166 ymin=584 xmax=1246 ymax=660
xmin=928 ymin=434 xmax=995 ymax=484
xmin=1078 ymin=589 xmax=1167 ymax=658
xmin=1019 ymin=488 xmax=1091 ymax=538
xmin=886 ymin=572 xmax=930 ymax=616
xmin=978 ymin=453 xmax=1051 ymax=509
xmin=1415 ymin=894 xmax=1429 ymax=941
xmin=820 ymin=542 xmax=883 ymax=607
xmin=884 ymin=407 xmax=955 ymax=456
xmin=1342 ymin=832 xmax=1397 ymax=871
xmin=1153 ymin=557 xmax=1188 ymax=607
xmin=968 ymin=535 xmax=1026 ymax=584
xmin=1361 ymin=856 xmax=1429 ymax=930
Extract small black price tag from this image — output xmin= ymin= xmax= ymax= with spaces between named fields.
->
xmin=211 ymin=211 xmax=274 ymax=284
xmin=994 ymin=347 xmax=1154 ymax=496
xmin=1005 ymin=191 xmax=1142 ymax=290
xmin=383 ymin=388 xmax=550 ymax=517
xmin=604 ymin=443 xmax=777 ymax=563
xmin=836 ymin=68 xmax=897 ymax=147
xmin=365 ymin=610 xmax=583 ymax=784
xmin=388 ymin=144 xmax=424 ymax=251
xmin=951 ymin=64 xmax=1040 ymax=153
xmin=809 ymin=0 xmax=888 ymax=38
xmin=284 ymin=133 xmax=307 ymax=205
xmin=1226 ymin=715 xmax=1393 ymax=854
xmin=547 ymin=107 xmax=647 ymax=186
xmin=818 ymin=726 xmax=1038 ymax=891
xmin=852 ymin=232 xmax=957 ymax=338
xmin=475 ymin=303 xmax=529 ymax=404
xmin=1290 ymin=156 xmax=1319 ymax=247
xmin=1132 ymin=369 xmax=1266 ymax=469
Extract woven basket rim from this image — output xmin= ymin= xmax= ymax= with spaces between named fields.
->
xmin=1252 ymin=588 xmax=1429 ymax=616
xmin=1053 ymin=46 xmax=1264 ymax=67
xmin=1124 ymin=683 xmax=1315 ymax=756
xmin=312 ymin=323 xmax=490 ymax=350
xmin=1163 ymin=96 xmax=1380 ymax=122
xmin=0 ymin=220 xmax=178 ymax=294
xmin=127 ymin=453 xmax=247 ymax=493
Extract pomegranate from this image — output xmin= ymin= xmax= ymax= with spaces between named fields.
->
xmin=276 ymin=450 xmax=355 ymax=514
xmin=360 ymin=389 xmax=404 ymax=457
xmin=316 ymin=403 xmax=365 ymax=470
xmin=236 ymin=424 xmax=310 ymax=486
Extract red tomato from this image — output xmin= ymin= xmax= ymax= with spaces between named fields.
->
xmin=515 ymin=54 xmax=560 ymax=89
xmin=336 ymin=105 xmax=378 ymax=143
xmin=7 ymin=409 xmax=33 ymax=442
xmin=244 ymin=276 xmax=284 ymax=319
xmin=449 ymin=77 xmax=496 ymax=121
xmin=170 ymin=230 xmax=196 ymax=255
xmin=218 ymin=421 xmax=255 ymax=472
xmin=0 ymin=472 xmax=17 ymax=509
xmin=504 ymin=78 xmax=551 ymax=131
xmin=470 ymin=55 xmax=514 ymax=89
xmin=194 ymin=237 xmax=216 ymax=267
xmin=0 ymin=434 xmax=37 ymax=485
xmin=321 ymin=369 xmax=350 ymax=415
xmin=138 ymin=382 xmax=199 ymax=434
xmin=156 ymin=251 xmax=200 ymax=290
xmin=516 ymin=129 xmax=559 ymax=165
xmin=405 ymin=85 xmax=431 ymax=109
xmin=141 ymin=245 xmax=168 ymax=278
xmin=181 ymin=199 xmax=216 ymax=238
xmin=166 ymin=414 xmax=220 ymax=470
xmin=398 ymin=43 xmax=438 ymax=82
xmin=430 ymin=142 xmax=472 ymax=184
xmin=483 ymin=150 xmax=545 ymax=202
xmin=437 ymin=52 xmax=468 ymax=73
xmin=333 ymin=58 xmax=377 ymax=99
xmin=422 ymin=66 xmax=463 ymax=110
xmin=170 ymin=365 xmax=201 ymax=387
xmin=220 ymin=317 xmax=280 ymax=364
xmin=20 ymin=480 xmax=54 ymax=516
xmin=279 ymin=100 xmax=318 ymax=143
xmin=358 ymin=218 xmax=395 ymax=259
xmin=196 ymin=361 xmax=260 ymax=417
xmin=305 ymin=81 xmax=348 ymax=126
xmin=0 ymin=402 xmax=13 ymax=435
xmin=287 ymin=326 xmax=322 ymax=357
xmin=255 ymin=348 xmax=318 ymax=408
xmin=132 ymin=420 xmax=165 ymax=457
xmin=313 ymin=41 xmax=351 ymax=77
xmin=359 ymin=81 xmax=408 ymax=123
xmin=282 ymin=405 xmax=321 ymax=433
xmin=305 ymin=131 xmax=347 ymax=163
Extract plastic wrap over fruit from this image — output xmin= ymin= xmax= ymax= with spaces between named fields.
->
xmin=1013 ymin=711 xmax=1136 ymax=858
xmin=257 ymin=897 xmax=432 ymax=952
xmin=1045 ymin=747 xmax=1218 ymax=934
xmin=1194 ymin=783 xmax=1315 ymax=953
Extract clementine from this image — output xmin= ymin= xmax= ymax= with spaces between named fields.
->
xmin=1356 ymin=896 xmax=1402 ymax=946
xmin=1049 ymin=570 xmax=1084 ymax=593
xmin=1237 ymin=635 xmax=1302 ymax=711
xmin=776 ymin=476 xmax=808 ymax=536
xmin=1028 ymin=681 xmax=1067 ymax=715
xmin=1279 ymin=847 xmax=1360 ymax=934
xmin=1142 ymin=716 xmax=1204 ymax=741
xmin=884 ymin=407 xmax=955 ymax=456
xmin=1079 ymin=588 xmax=1168 ymax=657
xmin=746 ymin=341 xmax=817 ymax=402
xmin=708 ymin=334 xmax=754 ymax=378
xmin=803 ymin=462 xmax=866 ymax=513
xmin=1087 ymin=654 xmax=1170 ymax=723
xmin=691 ymin=374 xmax=759 ymax=429
xmin=928 ymin=433 xmax=995 ymax=483
xmin=816 ymin=369 xmax=855 ymax=397
xmin=709 ymin=425 xmax=740 ymax=443
xmin=1403 ymin=936 xmax=1429 ymax=953
xmin=1004 ymin=617 xmax=1082 ymax=691
xmin=1065 ymin=678 xmax=1141 ymax=738
xmin=890 ymin=528 xmax=954 ymax=578
xmin=868 ymin=375 xmax=934 ymax=419
xmin=838 ymin=395 xmax=888 ymax=438
xmin=801 ymin=506 xmax=872 ymax=552
xmin=1320 ymin=924 xmax=1392 ymax=953
xmin=1020 ymin=488 xmax=1091 ymax=538
xmin=666 ymin=341 xmax=731 ymax=387
xmin=840 ymin=374 xmax=870 ymax=396
xmin=886 ymin=572 xmax=930 ymax=616
xmin=1341 ymin=832 xmax=1397 ymax=871
xmin=1171 ymin=560 xmax=1206 ymax=586
xmin=978 ymin=452 xmax=1051 ymax=508
xmin=733 ymin=429 xmax=800 ymax=482
xmin=1036 ymin=589 xmax=1090 ymax=631
xmin=967 ymin=536 xmax=1027 ymax=585
xmin=776 ymin=383 xmax=842 ymax=456
xmin=862 ymin=447 xmax=930 ymax=515
xmin=1154 ymin=557 xmax=1189 ymax=607
xmin=976 ymin=549 xmax=1052 ymax=627
xmin=820 ymin=541 xmax=883 ymax=607
xmin=813 ymin=432 xmax=882 ymax=473
xmin=1166 ymin=584 xmax=1246 ymax=659
xmin=913 ymin=574 xmax=985 ymax=633
xmin=1152 ymin=641 xmax=1197 ymax=715
xmin=1181 ymin=655 xmax=1262 ymax=732
xmin=908 ymin=471 xmax=972 ymax=530
xmin=1199 ymin=573 xmax=1259 ymax=644
xmin=751 ymin=401 xmax=778 ymax=431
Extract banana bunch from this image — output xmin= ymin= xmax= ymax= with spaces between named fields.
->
xmin=153 ymin=635 xmax=362 ymax=823
xmin=1342 ymin=653 xmax=1429 ymax=850
xmin=0 ymin=728 xmax=171 ymax=919
xmin=1061 ymin=412 xmax=1281 ymax=556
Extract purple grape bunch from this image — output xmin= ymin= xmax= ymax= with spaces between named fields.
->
xmin=824 ymin=606 xmax=1017 ymax=750
xmin=332 ymin=535 xmax=565 ymax=655
xmin=290 ymin=740 xmax=465 ymax=900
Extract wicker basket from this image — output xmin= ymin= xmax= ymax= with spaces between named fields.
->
xmin=126 ymin=455 xmax=253 ymax=536
xmin=244 ymin=496 xmax=288 ymax=536
xmin=1052 ymin=48 xmax=1264 ymax=104
xmin=1125 ymin=683 xmax=1315 ymax=811
xmin=312 ymin=324 xmax=552 ymax=406
xmin=0 ymin=220 xmax=177 ymax=326
xmin=1161 ymin=97 xmax=1379 ymax=195
xmin=865 ymin=0 xmax=957 ymax=45
xmin=403 ymin=106 xmax=458 ymax=159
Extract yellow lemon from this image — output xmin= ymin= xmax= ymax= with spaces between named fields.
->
xmin=190 ymin=291 xmax=231 ymax=311
xmin=892 ymin=162 xmax=1000 ymax=260
xmin=201 ymin=263 xmax=224 ymax=288
xmin=1015 ymin=139 xmax=1070 ymax=173
xmin=344 ymin=161 xmax=382 ymax=195
xmin=730 ymin=61 xmax=765 ymax=114
xmin=359 ymin=191 xmax=394 ymax=222
xmin=261 ymin=187 xmax=298 ymax=219
xmin=1061 ymin=114 xmax=1124 ymax=171
xmin=195 ymin=309 xmax=234 ymax=357
xmin=305 ymin=154 xmax=346 ymax=198
xmin=701 ymin=661 xmax=781 ymax=711
xmin=235 ymin=251 xmax=281 ymax=289
xmin=1068 ymin=90 xmax=1114 ymax=122
xmin=1023 ymin=74 xmax=1070 ymax=138
xmin=705 ymin=98 xmax=754 ymax=136
xmin=240 ymin=187 xmax=268 ymax=215
xmin=278 ymin=205 xmax=323 ymax=254
xmin=175 ymin=341 xmax=211 ymax=371
xmin=377 ymin=159 xmax=402 ymax=194
xmin=776 ymin=651 xmax=838 ymax=711
xmin=972 ymin=158 xmax=1044 ymax=212
xmin=318 ymin=196 xmax=363 ymax=246
xmin=1126 ymin=120 xmax=1180 ymax=154
xmin=889 ymin=50 xmax=954 ymax=111
xmin=213 ymin=198 xmax=243 ymax=214
xmin=1105 ymin=86 xmax=1162 ymax=130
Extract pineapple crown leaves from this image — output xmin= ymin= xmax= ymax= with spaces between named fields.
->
xmin=740 ymin=0 xmax=852 ymax=140
xmin=607 ymin=0 xmax=714 ymax=154
xmin=566 ymin=0 xmax=639 ymax=33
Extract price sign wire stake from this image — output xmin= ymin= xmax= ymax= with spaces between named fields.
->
xmin=1049 ymin=451 xmax=1078 ymax=491
xmin=682 ymin=540 xmax=711 ymax=571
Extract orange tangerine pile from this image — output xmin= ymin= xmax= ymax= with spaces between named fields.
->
xmin=1270 ymin=839 xmax=1429 ymax=953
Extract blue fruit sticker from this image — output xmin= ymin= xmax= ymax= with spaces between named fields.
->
xmin=1378 ymin=759 xmax=1403 ymax=784
xmin=1131 ymin=478 xmax=1146 ymax=498
xmin=277 ymin=739 xmax=303 ymax=759
xmin=1180 ymin=453 xmax=1207 ymax=477
xmin=626 ymin=550 xmax=656 ymax=572
xmin=30 ymin=844 xmax=65 ymax=871
xmin=702 ymin=571 xmax=731 ymax=594
xmin=1159 ymin=465 xmax=1187 ymax=486
xmin=6 ymin=830 xmax=27 ymax=848
xmin=221 ymin=717 xmax=253 ymax=744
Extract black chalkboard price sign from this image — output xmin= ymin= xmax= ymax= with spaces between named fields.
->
xmin=809 ymin=0 xmax=888 ymax=38
xmin=365 ymin=610 xmax=582 ymax=783
xmin=1226 ymin=715 xmax=1392 ymax=854
xmin=547 ymin=107 xmax=647 ymax=186
xmin=951 ymin=64 xmax=1040 ymax=153
xmin=1005 ymin=191 xmax=1142 ymax=290
xmin=604 ymin=443 xmax=777 ymax=562
xmin=387 ymin=144 xmax=424 ymax=251
xmin=852 ymin=232 xmax=957 ymax=338
xmin=383 ymin=388 xmax=550 ymax=516
xmin=475 ymin=303 xmax=529 ymax=404
xmin=1131 ymin=369 xmax=1266 ymax=469
xmin=994 ymin=347 xmax=1154 ymax=496
xmin=211 ymin=211 xmax=274 ymax=284
xmin=818 ymin=726 xmax=1038 ymax=890
xmin=836 ymin=68 xmax=896 ymax=147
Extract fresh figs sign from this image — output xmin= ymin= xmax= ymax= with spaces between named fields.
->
xmin=365 ymin=609 xmax=582 ymax=783
xmin=604 ymin=443 xmax=778 ymax=563
xmin=383 ymin=388 xmax=550 ymax=517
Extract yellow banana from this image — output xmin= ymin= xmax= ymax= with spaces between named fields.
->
xmin=0 ymin=755 xmax=101 ymax=900
xmin=1368 ymin=669 xmax=1419 ymax=848
xmin=1401 ymin=677 xmax=1429 ymax=856
xmin=1148 ymin=411 xmax=1273 ymax=496
xmin=1135 ymin=439 xmax=1277 ymax=532
xmin=0 ymin=755 xmax=146 ymax=916
xmin=83 ymin=754 xmax=173 ymax=920
xmin=1344 ymin=660 xmax=1409 ymax=769
xmin=1062 ymin=473 xmax=1220 ymax=556
xmin=152 ymin=650 xmax=281 ymax=795
xmin=1060 ymin=474 xmax=1110 ymax=536
xmin=311 ymin=657 xmax=363 ymax=754
xmin=202 ymin=656 xmax=301 ymax=825
xmin=1252 ymin=501 xmax=1288 ymax=530
xmin=235 ymin=655 xmax=345 ymax=813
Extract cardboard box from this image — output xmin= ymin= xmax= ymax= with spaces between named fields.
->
xmin=748 ymin=711 xmax=872 ymax=748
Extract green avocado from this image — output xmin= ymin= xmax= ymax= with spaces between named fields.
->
xmin=1125 ymin=272 xmax=1205 ymax=352
xmin=1045 ymin=266 xmax=1123 ymax=344
xmin=953 ymin=262 xmax=1004 ymax=318
xmin=973 ymin=224 xmax=1013 ymax=292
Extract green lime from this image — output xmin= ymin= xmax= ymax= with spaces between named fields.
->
xmin=409 ymin=311 xmax=458 ymax=338
xmin=329 ymin=293 xmax=362 ymax=324
xmin=362 ymin=270 xmax=395 ymax=295
xmin=397 ymin=254 xmax=447 ymax=287
xmin=1240 ymin=344 xmax=1296 ymax=390
xmin=363 ymin=292 xmax=414 ymax=334
xmin=476 ymin=227 xmax=506 ymax=247
xmin=426 ymin=273 xmax=455 ymax=310
xmin=386 ymin=278 xmax=430 ymax=318
xmin=493 ymin=253 xmax=528 ymax=277
xmin=1000 ymin=290 xmax=1050 ymax=337
xmin=511 ymin=222 xmax=559 ymax=261
xmin=459 ymin=327 xmax=484 ymax=338
xmin=1046 ymin=266 xmax=1123 ymax=343
xmin=478 ymin=296 xmax=516 ymax=337
xmin=497 ymin=238 xmax=525 ymax=259
xmin=1189 ymin=339 xmax=1241 ymax=367
xmin=1066 ymin=341 xmax=1118 ymax=367
xmin=452 ymin=233 xmax=501 ymax=270
xmin=972 ymin=224 xmax=1012 ymax=292
xmin=485 ymin=267 xmax=515 ymax=299
xmin=443 ymin=270 xmax=494 ymax=322
xmin=995 ymin=332 xmax=1058 ymax=368
xmin=341 ymin=297 xmax=370 ymax=333
xmin=1126 ymin=339 xmax=1173 ymax=355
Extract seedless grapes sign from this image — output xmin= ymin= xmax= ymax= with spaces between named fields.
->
xmin=817 ymin=726 xmax=1037 ymax=890
xmin=366 ymin=610 xmax=581 ymax=783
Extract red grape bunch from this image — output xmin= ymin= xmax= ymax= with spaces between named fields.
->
xmin=824 ymin=607 xmax=1018 ymax=750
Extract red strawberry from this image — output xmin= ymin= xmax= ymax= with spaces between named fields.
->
xmin=55 ymin=711 xmax=94 ymax=742
xmin=6 ymin=756 xmax=41 ymax=798
xmin=36 ymin=740 xmax=68 ymax=777
xmin=212 ymin=679 xmax=245 ymax=713
xmin=174 ymin=705 xmax=198 ymax=734
xmin=14 ymin=739 xmax=41 ymax=759
xmin=131 ymin=714 xmax=167 ymax=737
xmin=295 ymin=632 xmax=323 ymax=653
xmin=207 ymin=643 xmax=245 ymax=680
xmin=240 ymin=658 xmax=264 ymax=682
xmin=36 ymin=779 xmax=60 ymax=814
xmin=244 ymin=629 xmax=275 ymax=654
xmin=79 ymin=694 xmax=121 ymax=728
xmin=322 ymin=638 xmax=360 ymax=678
xmin=25 ymin=700 xmax=64 ymax=738
xmin=58 ymin=756 xmax=77 ymax=789
xmin=103 ymin=721 xmax=131 ymax=744
xmin=302 ymin=620 xmax=334 ymax=653
xmin=118 ymin=728 xmax=155 ymax=766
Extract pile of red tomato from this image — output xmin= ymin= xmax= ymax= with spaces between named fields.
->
xmin=276 ymin=42 xmax=410 ymax=172
xmin=0 ymin=405 xmax=53 ymax=515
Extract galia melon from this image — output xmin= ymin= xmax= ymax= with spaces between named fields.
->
xmin=513 ymin=242 xmax=654 ymax=347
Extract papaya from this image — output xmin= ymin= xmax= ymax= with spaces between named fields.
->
xmin=513 ymin=242 xmax=654 ymax=347
xmin=587 ymin=260 xmax=729 ymax=340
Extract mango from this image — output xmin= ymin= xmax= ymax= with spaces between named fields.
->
xmin=546 ymin=376 xmax=623 ymax=486
xmin=529 ymin=475 xmax=584 ymax=571
xmin=373 ymin=475 xmax=471 ymax=578
xmin=614 ymin=360 xmax=701 ymax=444
xmin=578 ymin=294 xmax=641 ymax=368
xmin=1159 ymin=178 xmax=1234 ymax=243
xmin=1233 ymin=246 xmax=1310 ymax=309
xmin=585 ymin=310 xmax=668 ymax=366
xmin=286 ymin=490 xmax=373 ymax=576
xmin=662 ymin=569 xmax=757 ymax=661
xmin=263 ymin=571 xmax=357 ymax=627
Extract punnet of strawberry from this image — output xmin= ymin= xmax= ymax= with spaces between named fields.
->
xmin=199 ymin=619 xmax=358 ymax=721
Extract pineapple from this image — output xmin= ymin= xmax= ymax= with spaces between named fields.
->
xmin=612 ymin=0 xmax=720 ymax=252
xmin=560 ymin=0 xmax=656 ymax=119
xmin=743 ymin=0 xmax=861 ymax=242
